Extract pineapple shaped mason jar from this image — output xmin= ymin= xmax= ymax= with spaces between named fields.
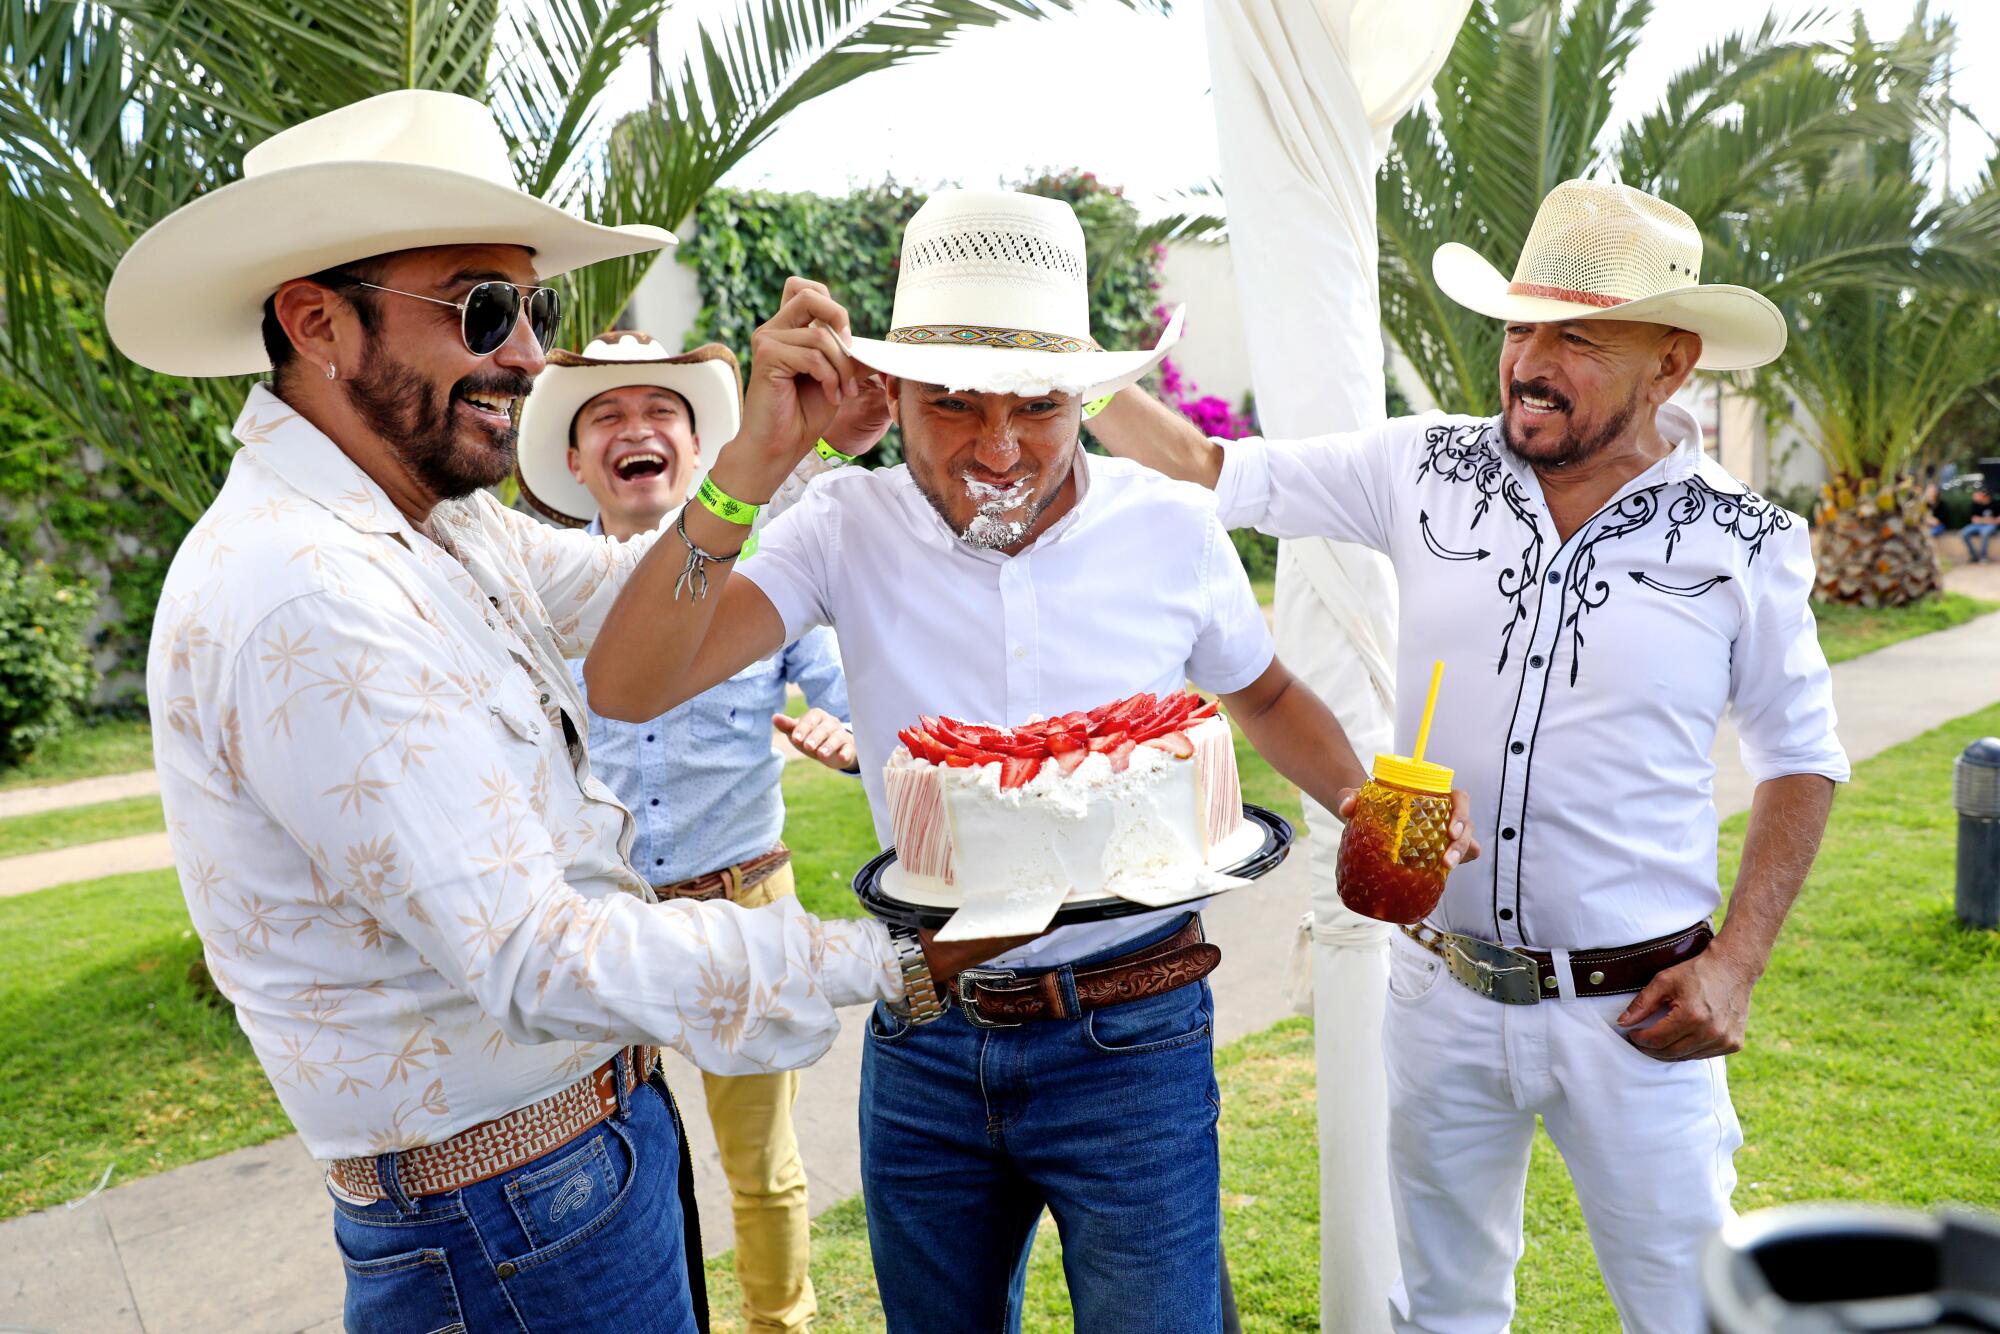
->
xmin=1336 ymin=754 xmax=1456 ymax=925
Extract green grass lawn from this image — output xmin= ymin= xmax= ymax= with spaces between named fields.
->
xmin=701 ymin=702 xmax=2000 ymax=1330
xmin=0 ymin=794 xmax=165 ymax=859
xmin=5 ymin=701 xmax=1995 ymax=1333
xmin=1812 ymin=591 xmax=1996 ymax=664
xmin=0 ymin=717 xmax=152 ymax=792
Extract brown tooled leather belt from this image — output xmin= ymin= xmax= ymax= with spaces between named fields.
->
xmin=1401 ymin=919 xmax=1712 ymax=1005
xmin=953 ymin=916 xmax=1221 ymax=1027
xmin=325 ymin=1046 xmax=656 ymax=1202
xmin=656 ymin=842 xmax=791 ymax=902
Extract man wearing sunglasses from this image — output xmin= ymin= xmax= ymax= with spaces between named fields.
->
xmin=110 ymin=90 xmax=1009 ymax=1332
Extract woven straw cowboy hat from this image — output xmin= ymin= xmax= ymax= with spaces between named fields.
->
xmin=106 ymin=90 xmax=674 ymax=378
xmin=1432 ymin=179 xmax=1787 ymax=371
xmin=844 ymin=189 xmax=1184 ymax=399
xmin=516 ymin=333 xmax=742 ymax=527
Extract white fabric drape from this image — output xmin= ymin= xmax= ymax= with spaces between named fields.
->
xmin=1202 ymin=1 xmax=1468 ymax=1329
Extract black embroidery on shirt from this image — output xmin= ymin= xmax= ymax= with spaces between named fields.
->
xmin=1419 ymin=511 xmax=1488 ymax=561
xmin=1630 ymin=571 xmax=1733 ymax=597
xmin=1562 ymin=491 xmax=1661 ymax=685
xmin=1416 ymin=422 xmax=1545 ymax=671
xmin=1663 ymin=476 xmax=1792 ymax=564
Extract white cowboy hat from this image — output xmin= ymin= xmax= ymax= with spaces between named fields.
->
xmin=844 ymin=189 xmax=1183 ymax=399
xmin=1432 ymin=179 xmax=1787 ymax=371
xmin=515 ymin=333 xmax=741 ymax=527
xmin=106 ymin=90 xmax=674 ymax=378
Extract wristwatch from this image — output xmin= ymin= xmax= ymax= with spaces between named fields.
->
xmin=885 ymin=925 xmax=947 ymax=1025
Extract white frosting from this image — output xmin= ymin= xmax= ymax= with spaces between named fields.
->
xmin=886 ymin=715 xmax=1251 ymax=939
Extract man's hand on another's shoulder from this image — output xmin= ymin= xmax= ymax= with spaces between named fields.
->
xmin=773 ymin=707 xmax=856 ymax=773
xmin=715 ymin=276 xmax=861 ymax=504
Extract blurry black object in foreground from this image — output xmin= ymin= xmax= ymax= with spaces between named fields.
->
xmin=1704 ymin=1205 xmax=2000 ymax=1332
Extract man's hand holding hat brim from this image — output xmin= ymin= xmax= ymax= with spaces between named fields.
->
xmin=714 ymin=276 xmax=863 ymax=505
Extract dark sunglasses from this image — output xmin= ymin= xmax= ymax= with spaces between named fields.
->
xmin=331 ymin=275 xmax=562 ymax=356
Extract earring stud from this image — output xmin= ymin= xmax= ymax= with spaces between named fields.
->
xmin=325 ymin=362 xmax=337 ymax=380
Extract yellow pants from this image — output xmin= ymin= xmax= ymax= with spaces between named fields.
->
xmin=704 ymin=862 xmax=815 ymax=1333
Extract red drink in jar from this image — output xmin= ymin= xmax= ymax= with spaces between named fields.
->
xmin=1336 ymin=753 xmax=1456 ymax=925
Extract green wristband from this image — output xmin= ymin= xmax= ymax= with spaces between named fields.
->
xmin=815 ymin=437 xmax=859 ymax=466
xmin=1082 ymin=393 xmax=1115 ymax=420
xmin=695 ymin=474 xmax=760 ymax=526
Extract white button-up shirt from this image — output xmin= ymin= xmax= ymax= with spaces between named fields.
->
xmin=1215 ymin=404 xmax=1848 ymax=951
xmin=149 ymin=386 xmax=897 ymax=1161
xmin=739 ymin=451 xmax=1276 ymax=967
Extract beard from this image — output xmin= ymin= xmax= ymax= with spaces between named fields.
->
xmin=1500 ymin=379 xmax=1641 ymax=471
xmin=909 ymin=454 xmax=1065 ymax=551
xmin=344 ymin=344 xmax=529 ymax=500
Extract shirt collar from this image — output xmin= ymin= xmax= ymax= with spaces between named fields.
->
xmin=585 ymin=514 xmax=605 ymax=536
xmin=233 ymin=384 xmax=415 ymax=538
xmin=1493 ymin=399 xmax=1708 ymax=499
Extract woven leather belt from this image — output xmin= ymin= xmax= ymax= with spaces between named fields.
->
xmin=325 ymin=1046 xmax=657 ymax=1202
xmin=953 ymin=917 xmax=1220 ymax=1028
xmin=656 ymin=843 xmax=791 ymax=903
xmin=1402 ymin=920 xmax=1713 ymax=1006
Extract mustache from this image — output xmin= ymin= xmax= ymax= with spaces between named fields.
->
xmin=452 ymin=370 xmax=537 ymax=402
xmin=1510 ymin=380 xmax=1573 ymax=414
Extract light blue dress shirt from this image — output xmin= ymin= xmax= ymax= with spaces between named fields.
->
xmin=568 ymin=521 xmax=851 ymax=885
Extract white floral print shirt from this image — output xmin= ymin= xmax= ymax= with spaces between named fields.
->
xmin=149 ymin=386 xmax=897 ymax=1160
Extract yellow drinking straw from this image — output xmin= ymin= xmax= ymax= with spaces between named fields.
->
xmin=1390 ymin=660 xmax=1446 ymax=859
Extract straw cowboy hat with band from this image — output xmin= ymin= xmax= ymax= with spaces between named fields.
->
xmin=516 ymin=333 xmax=743 ymax=527
xmin=1432 ymin=179 xmax=1787 ymax=371
xmin=106 ymin=89 xmax=674 ymax=377
xmin=844 ymin=189 xmax=1184 ymax=399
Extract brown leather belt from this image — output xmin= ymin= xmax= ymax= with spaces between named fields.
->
xmin=656 ymin=842 xmax=791 ymax=902
xmin=325 ymin=1047 xmax=656 ymax=1203
xmin=953 ymin=916 xmax=1221 ymax=1027
xmin=1402 ymin=920 xmax=1712 ymax=1005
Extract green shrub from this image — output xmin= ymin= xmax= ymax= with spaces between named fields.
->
xmin=1232 ymin=528 xmax=1279 ymax=581
xmin=0 ymin=551 xmax=99 ymax=765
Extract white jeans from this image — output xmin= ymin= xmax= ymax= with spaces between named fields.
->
xmin=1382 ymin=929 xmax=1743 ymax=1334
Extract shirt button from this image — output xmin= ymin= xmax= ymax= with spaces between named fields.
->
xmin=1510 ymin=741 xmax=1525 ymax=755
xmin=1501 ymin=827 xmax=1516 ymax=840
xmin=1529 ymin=654 xmax=1545 ymax=669
xmin=539 ymin=692 xmax=550 ymax=706
xmin=1547 ymin=570 xmax=1560 ymax=584
xmin=645 ymin=734 xmax=655 ymax=743
xmin=496 ymin=1261 xmax=517 ymax=1279
xmin=649 ymin=798 xmax=659 ymax=807
xmin=1498 ymin=908 xmax=1513 ymax=921
xmin=1012 ymin=646 xmax=1027 ymax=660
xmin=654 ymin=857 xmax=664 ymax=866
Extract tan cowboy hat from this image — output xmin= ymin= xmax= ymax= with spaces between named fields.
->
xmin=1432 ymin=180 xmax=1787 ymax=371
xmin=106 ymin=90 xmax=674 ymax=378
xmin=516 ymin=333 xmax=742 ymax=527
xmin=844 ymin=189 xmax=1183 ymax=399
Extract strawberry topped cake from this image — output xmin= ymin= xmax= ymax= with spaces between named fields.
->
xmin=882 ymin=690 xmax=1260 ymax=939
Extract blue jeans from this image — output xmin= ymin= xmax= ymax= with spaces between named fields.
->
xmin=860 ymin=913 xmax=1223 ymax=1333
xmin=1965 ymin=523 xmax=1997 ymax=562
xmin=329 ymin=1074 xmax=699 ymax=1333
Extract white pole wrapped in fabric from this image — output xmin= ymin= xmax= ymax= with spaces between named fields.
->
xmin=1202 ymin=1 xmax=1467 ymax=1329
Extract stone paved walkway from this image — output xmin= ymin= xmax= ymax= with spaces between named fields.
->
xmin=5 ymin=586 xmax=2000 ymax=1331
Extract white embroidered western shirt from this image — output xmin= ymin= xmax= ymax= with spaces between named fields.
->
xmin=1214 ymin=404 xmax=1849 ymax=951
xmin=737 ymin=451 xmax=1276 ymax=968
xmin=149 ymin=386 xmax=898 ymax=1160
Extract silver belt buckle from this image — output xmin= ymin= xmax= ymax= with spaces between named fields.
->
xmin=1406 ymin=923 xmax=1543 ymax=1005
xmin=954 ymin=967 xmax=1025 ymax=1028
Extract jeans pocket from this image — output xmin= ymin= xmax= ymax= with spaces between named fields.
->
xmin=335 ymin=1241 xmax=466 ymax=1334
xmin=503 ymin=1129 xmax=624 ymax=1251
xmin=867 ymin=1000 xmax=917 ymax=1044
xmin=1084 ymin=982 xmax=1212 ymax=1055
xmin=1386 ymin=935 xmax=1446 ymax=1004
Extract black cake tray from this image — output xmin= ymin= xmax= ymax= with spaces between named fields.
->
xmin=852 ymin=802 xmax=1295 ymax=933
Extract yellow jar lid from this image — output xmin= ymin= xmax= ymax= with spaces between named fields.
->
xmin=1373 ymin=753 xmax=1453 ymax=795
